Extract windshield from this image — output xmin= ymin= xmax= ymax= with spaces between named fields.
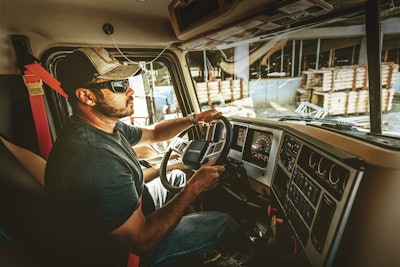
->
xmin=186 ymin=13 xmax=400 ymax=138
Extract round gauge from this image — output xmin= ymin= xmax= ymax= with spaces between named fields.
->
xmin=317 ymin=157 xmax=329 ymax=177
xmin=253 ymin=134 xmax=271 ymax=153
xmin=308 ymin=151 xmax=319 ymax=168
xmin=328 ymin=164 xmax=341 ymax=186
xmin=329 ymin=164 xmax=350 ymax=191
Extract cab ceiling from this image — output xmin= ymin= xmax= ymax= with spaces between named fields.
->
xmin=0 ymin=0 xmax=279 ymax=74
xmin=0 ymin=0 xmax=370 ymax=74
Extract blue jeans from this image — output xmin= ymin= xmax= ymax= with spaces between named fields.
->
xmin=145 ymin=171 xmax=245 ymax=267
xmin=146 ymin=169 xmax=186 ymax=210
xmin=150 ymin=211 xmax=242 ymax=267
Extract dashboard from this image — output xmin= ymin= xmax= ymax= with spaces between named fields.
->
xmin=222 ymin=118 xmax=366 ymax=267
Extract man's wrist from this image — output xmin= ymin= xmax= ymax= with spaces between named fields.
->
xmin=187 ymin=112 xmax=197 ymax=125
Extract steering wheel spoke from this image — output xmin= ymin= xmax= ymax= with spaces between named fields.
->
xmin=169 ymin=137 xmax=190 ymax=156
xmin=203 ymin=140 xmax=225 ymax=162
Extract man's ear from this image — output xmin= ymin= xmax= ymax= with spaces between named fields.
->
xmin=76 ymin=88 xmax=95 ymax=106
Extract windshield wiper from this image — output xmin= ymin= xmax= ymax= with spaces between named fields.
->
xmin=275 ymin=115 xmax=400 ymax=150
xmin=275 ymin=115 xmax=356 ymax=127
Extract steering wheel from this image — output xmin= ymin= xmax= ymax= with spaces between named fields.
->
xmin=159 ymin=116 xmax=232 ymax=193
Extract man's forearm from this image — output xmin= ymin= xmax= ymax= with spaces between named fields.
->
xmin=138 ymin=116 xmax=194 ymax=145
xmin=135 ymin=185 xmax=198 ymax=254
xmin=136 ymin=109 xmax=221 ymax=146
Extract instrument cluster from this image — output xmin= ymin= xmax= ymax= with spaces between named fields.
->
xmin=228 ymin=122 xmax=283 ymax=186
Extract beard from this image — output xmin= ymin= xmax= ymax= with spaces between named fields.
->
xmin=92 ymin=91 xmax=134 ymax=119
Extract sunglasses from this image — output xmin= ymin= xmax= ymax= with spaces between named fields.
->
xmin=83 ymin=79 xmax=130 ymax=93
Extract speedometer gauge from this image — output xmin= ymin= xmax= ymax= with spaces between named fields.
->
xmin=253 ymin=134 xmax=271 ymax=153
xmin=247 ymin=130 xmax=273 ymax=168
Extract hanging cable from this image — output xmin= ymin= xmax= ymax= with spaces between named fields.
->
xmin=106 ymin=27 xmax=171 ymax=66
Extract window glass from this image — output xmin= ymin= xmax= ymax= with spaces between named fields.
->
xmin=186 ymin=19 xmax=400 ymax=137
xmin=121 ymin=60 xmax=182 ymax=153
xmin=119 ymin=61 xmax=181 ymax=127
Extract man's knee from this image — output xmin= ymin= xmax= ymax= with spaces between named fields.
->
xmin=167 ymin=169 xmax=186 ymax=187
xmin=214 ymin=212 xmax=242 ymax=237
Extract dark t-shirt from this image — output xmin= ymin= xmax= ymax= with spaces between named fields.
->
xmin=45 ymin=116 xmax=143 ymax=266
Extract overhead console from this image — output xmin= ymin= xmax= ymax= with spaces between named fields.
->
xmin=222 ymin=118 xmax=365 ymax=267
xmin=168 ymin=0 xmax=239 ymax=41
xmin=169 ymin=0 xmax=334 ymax=50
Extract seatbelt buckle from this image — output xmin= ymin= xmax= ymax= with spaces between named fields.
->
xmin=23 ymin=75 xmax=45 ymax=96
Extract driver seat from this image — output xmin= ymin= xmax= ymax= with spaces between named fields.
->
xmin=0 ymin=136 xmax=51 ymax=266
xmin=0 ymin=136 xmax=142 ymax=267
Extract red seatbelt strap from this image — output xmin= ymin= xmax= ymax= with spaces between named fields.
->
xmin=127 ymin=247 xmax=141 ymax=267
xmin=127 ymin=196 xmax=142 ymax=267
xmin=22 ymin=63 xmax=68 ymax=159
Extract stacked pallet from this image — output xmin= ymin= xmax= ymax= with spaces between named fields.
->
xmin=355 ymin=90 xmax=369 ymax=113
xmin=232 ymin=79 xmax=246 ymax=100
xmin=301 ymin=71 xmax=314 ymax=89
xmin=299 ymin=63 xmax=397 ymax=116
xmin=220 ymin=80 xmax=233 ymax=102
xmin=195 ymin=79 xmax=248 ymax=105
xmin=382 ymin=62 xmax=399 ymax=88
xmin=345 ymin=91 xmax=360 ymax=114
xmin=312 ymin=69 xmax=333 ymax=91
xmin=207 ymin=81 xmax=221 ymax=104
xmin=295 ymin=88 xmax=312 ymax=105
xmin=353 ymin=65 xmax=368 ymax=89
xmin=195 ymin=82 xmax=209 ymax=104
xmin=312 ymin=91 xmax=348 ymax=115
xmin=391 ymin=64 xmax=399 ymax=86
xmin=382 ymin=88 xmax=395 ymax=111
xmin=301 ymin=65 xmax=367 ymax=92
xmin=356 ymin=88 xmax=396 ymax=113
xmin=311 ymin=88 xmax=394 ymax=115
xmin=312 ymin=66 xmax=365 ymax=92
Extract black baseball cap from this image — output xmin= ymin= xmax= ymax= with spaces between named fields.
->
xmin=56 ymin=47 xmax=141 ymax=96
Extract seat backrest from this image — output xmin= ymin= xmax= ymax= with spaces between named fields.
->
xmin=0 ymin=137 xmax=138 ymax=267
xmin=0 ymin=136 xmax=45 ymax=184
xmin=0 ymin=136 xmax=51 ymax=266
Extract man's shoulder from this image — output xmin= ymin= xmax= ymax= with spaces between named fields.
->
xmin=50 ymin=119 xmax=110 ymax=159
xmin=115 ymin=121 xmax=143 ymax=144
xmin=63 ymin=117 xmax=112 ymax=146
xmin=115 ymin=120 xmax=142 ymax=133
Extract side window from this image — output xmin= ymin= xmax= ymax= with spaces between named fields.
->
xmin=120 ymin=60 xmax=183 ymax=153
xmin=121 ymin=61 xmax=181 ymax=127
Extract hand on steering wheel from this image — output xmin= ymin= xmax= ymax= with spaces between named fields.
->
xmin=159 ymin=116 xmax=232 ymax=193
